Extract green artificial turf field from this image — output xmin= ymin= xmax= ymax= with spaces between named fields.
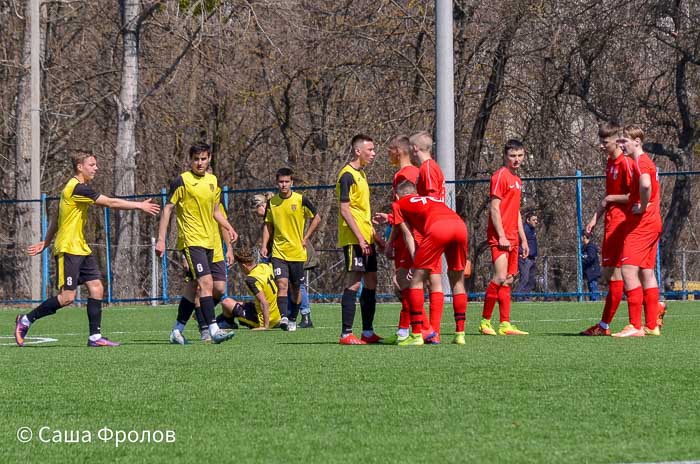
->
xmin=1 ymin=301 xmax=699 ymax=463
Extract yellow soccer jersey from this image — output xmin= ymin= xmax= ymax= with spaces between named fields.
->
xmin=244 ymin=263 xmax=281 ymax=327
xmin=168 ymin=171 xmax=218 ymax=251
xmin=336 ymin=163 xmax=374 ymax=247
xmin=264 ymin=192 xmax=317 ymax=261
xmin=53 ymin=177 xmax=100 ymax=256
xmin=212 ymin=189 xmax=226 ymax=263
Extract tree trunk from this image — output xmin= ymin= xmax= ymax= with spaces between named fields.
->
xmin=14 ymin=0 xmax=45 ymax=300
xmin=113 ymin=0 xmax=141 ymax=298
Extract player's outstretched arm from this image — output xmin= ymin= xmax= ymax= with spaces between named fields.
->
xmin=95 ymin=196 xmax=160 ymax=215
xmin=27 ymin=209 xmax=59 ymax=256
xmin=250 ymin=290 xmax=270 ymax=330
xmin=155 ymin=203 xmax=175 ymax=258
xmin=213 ymin=207 xmax=237 ymax=244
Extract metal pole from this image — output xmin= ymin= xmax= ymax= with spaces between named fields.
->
xmin=436 ymin=0 xmax=455 ymax=298
xmin=222 ymin=185 xmax=230 ymax=297
xmin=40 ymin=193 xmax=48 ymax=301
xmin=151 ymin=237 xmax=157 ymax=306
xmin=30 ymin=0 xmax=42 ymax=300
xmin=681 ymin=250 xmax=687 ymax=300
xmin=161 ymin=187 xmax=168 ymax=304
xmin=104 ymin=207 xmax=113 ymax=303
xmin=575 ymin=170 xmax=584 ymax=302
xmin=543 ymin=255 xmax=549 ymax=294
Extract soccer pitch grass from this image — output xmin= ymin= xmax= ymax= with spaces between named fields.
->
xmin=2 ymin=301 xmax=700 ymax=464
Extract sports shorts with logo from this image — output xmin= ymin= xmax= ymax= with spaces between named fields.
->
xmin=271 ymin=257 xmax=305 ymax=287
xmin=55 ymin=253 xmax=101 ymax=290
xmin=343 ymin=244 xmax=378 ymax=273
xmin=182 ymin=246 xmax=214 ymax=281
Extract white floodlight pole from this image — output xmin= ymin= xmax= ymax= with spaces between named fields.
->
xmin=30 ymin=0 xmax=42 ymax=300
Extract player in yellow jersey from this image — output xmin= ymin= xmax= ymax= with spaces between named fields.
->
xmin=155 ymin=143 xmax=238 ymax=345
xmin=337 ymin=134 xmax=385 ymax=345
xmin=214 ymin=248 xmax=282 ymax=330
xmin=260 ymin=167 xmax=321 ymax=331
xmin=15 ymin=151 xmax=160 ymax=347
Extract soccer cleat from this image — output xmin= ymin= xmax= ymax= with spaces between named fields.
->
xmin=381 ymin=333 xmax=409 ymax=345
xmin=427 ymin=334 xmax=441 ymax=345
xmin=644 ymin=326 xmax=661 ymax=336
xmin=580 ymin=324 xmax=611 ymax=336
xmin=200 ymin=328 xmax=212 ymax=344
xmin=498 ymin=321 xmax=529 ymax=336
xmin=87 ymin=337 xmax=121 ymax=347
xmin=657 ymin=301 xmax=667 ymax=328
xmin=279 ymin=317 xmax=289 ymax=331
xmin=611 ymin=324 xmax=645 ymax=338
xmin=14 ymin=315 xmax=29 ymax=347
xmin=287 ymin=321 xmax=297 ymax=332
xmin=422 ymin=328 xmax=438 ymax=344
xmin=298 ymin=314 xmax=314 ymax=328
xmin=360 ymin=333 xmax=384 ymax=344
xmin=452 ymin=332 xmax=466 ymax=345
xmin=211 ymin=329 xmax=235 ymax=344
xmin=398 ymin=333 xmax=424 ymax=346
xmin=339 ymin=334 xmax=366 ymax=345
xmin=479 ymin=319 xmax=497 ymax=336
xmin=169 ymin=329 xmax=189 ymax=345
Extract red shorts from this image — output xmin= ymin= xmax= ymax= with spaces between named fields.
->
xmin=601 ymin=218 xmax=626 ymax=268
xmin=621 ymin=227 xmax=660 ymax=269
xmin=413 ymin=220 xmax=467 ymax=272
xmin=490 ymin=245 xmax=519 ymax=276
xmin=393 ymin=235 xmax=413 ymax=270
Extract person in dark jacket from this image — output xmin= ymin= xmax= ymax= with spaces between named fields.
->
xmin=516 ymin=211 xmax=539 ymax=298
xmin=581 ymin=233 xmax=602 ymax=301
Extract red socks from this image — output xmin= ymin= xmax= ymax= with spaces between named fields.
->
xmin=429 ymin=292 xmax=444 ymax=335
xmin=625 ymin=286 xmax=643 ymax=329
xmin=453 ymin=293 xmax=467 ymax=332
xmin=601 ymin=280 xmax=624 ymax=325
xmin=643 ymin=287 xmax=659 ymax=330
xmin=399 ymin=289 xmax=410 ymax=330
xmin=408 ymin=288 xmax=425 ymax=334
xmin=483 ymin=281 xmax=499 ymax=320
xmin=497 ymin=285 xmax=511 ymax=323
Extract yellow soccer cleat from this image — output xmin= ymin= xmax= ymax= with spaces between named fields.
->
xmin=498 ymin=321 xmax=529 ymax=336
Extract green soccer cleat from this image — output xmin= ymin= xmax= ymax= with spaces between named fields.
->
xmin=498 ymin=321 xmax=529 ymax=336
xmin=452 ymin=332 xmax=466 ymax=345
xmin=479 ymin=319 xmax=497 ymax=336
xmin=398 ymin=333 xmax=424 ymax=346
xmin=381 ymin=333 xmax=409 ymax=345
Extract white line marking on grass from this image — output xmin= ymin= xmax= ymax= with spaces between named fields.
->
xmin=0 ymin=336 xmax=57 ymax=346
xmin=624 ymin=461 xmax=700 ymax=464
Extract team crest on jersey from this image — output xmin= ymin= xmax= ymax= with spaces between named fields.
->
xmin=291 ymin=204 xmax=297 ymax=212
xmin=611 ymin=167 xmax=619 ymax=180
xmin=210 ymin=184 xmax=215 ymax=192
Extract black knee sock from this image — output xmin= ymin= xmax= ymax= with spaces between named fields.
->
xmin=27 ymin=296 xmax=63 ymax=323
xmin=360 ymin=288 xmax=376 ymax=332
xmin=289 ymin=299 xmax=301 ymax=322
xmin=199 ymin=296 xmax=215 ymax=325
xmin=277 ymin=296 xmax=289 ymax=318
xmin=86 ymin=298 xmax=102 ymax=336
xmin=193 ymin=307 xmax=207 ymax=330
xmin=176 ymin=298 xmax=196 ymax=326
xmin=341 ymin=289 xmax=357 ymax=335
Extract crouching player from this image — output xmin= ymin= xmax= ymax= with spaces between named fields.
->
xmin=613 ymin=126 xmax=664 ymax=337
xmin=215 ymin=248 xmax=281 ymax=330
xmin=392 ymin=180 xmax=468 ymax=346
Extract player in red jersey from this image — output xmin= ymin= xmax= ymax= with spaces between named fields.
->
xmin=378 ymin=135 xmax=433 ymax=345
xmin=408 ymin=131 xmax=448 ymax=340
xmin=580 ymin=122 xmax=632 ymax=336
xmin=612 ymin=125 xmax=663 ymax=337
xmin=391 ymin=181 xmax=468 ymax=346
xmin=481 ymin=139 xmax=529 ymax=336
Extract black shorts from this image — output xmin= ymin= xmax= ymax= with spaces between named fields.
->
xmin=236 ymin=302 xmax=259 ymax=328
xmin=210 ymin=261 xmax=227 ymax=282
xmin=271 ymin=257 xmax=305 ymax=287
xmin=55 ymin=253 xmax=101 ymax=290
xmin=182 ymin=246 xmax=213 ymax=281
xmin=343 ymin=244 xmax=378 ymax=273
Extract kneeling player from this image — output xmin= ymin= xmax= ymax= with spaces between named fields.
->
xmin=215 ymin=248 xmax=281 ymax=330
xmin=392 ymin=180 xmax=469 ymax=346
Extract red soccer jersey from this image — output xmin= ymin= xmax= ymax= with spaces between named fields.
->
xmin=393 ymin=194 xmax=457 ymax=238
xmin=487 ymin=167 xmax=522 ymax=243
xmin=627 ymin=153 xmax=661 ymax=228
xmin=417 ymin=159 xmax=445 ymax=201
xmin=604 ymin=154 xmax=632 ymax=227
xmin=392 ymin=165 xmax=420 ymax=195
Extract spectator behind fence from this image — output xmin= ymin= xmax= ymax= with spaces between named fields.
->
xmin=581 ymin=233 xmax=602 ymax=301
xmin=516 ymin=211 xmax=539 ymax=299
